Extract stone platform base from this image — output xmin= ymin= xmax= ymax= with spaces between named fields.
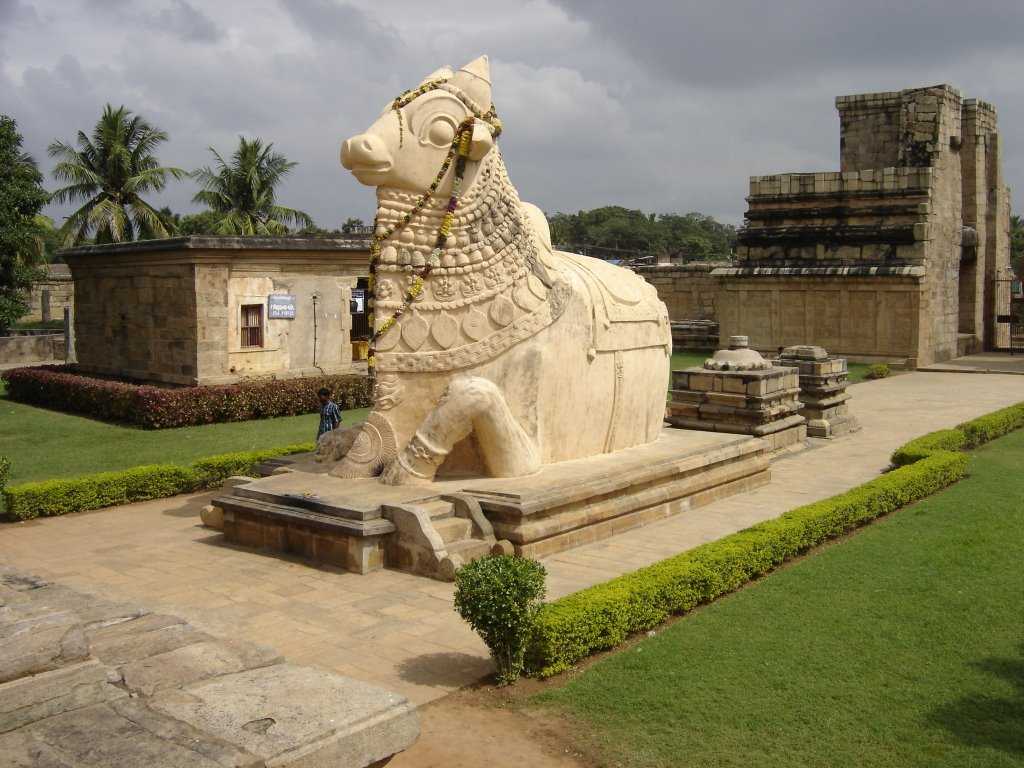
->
xmin=213 ymin=429 xmax=770 ymax=574
xmin=0 ymin=567 xmax=418 ymax=767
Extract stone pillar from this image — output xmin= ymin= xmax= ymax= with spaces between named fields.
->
xmin=63 ymin=306 xmax=75 ymax=363
xmin=778 ymin=345 xmax=860 ymax=439
xmin=41 ymin=289 xmax=51 ymax=323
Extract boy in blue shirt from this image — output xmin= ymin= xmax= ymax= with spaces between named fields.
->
xmin=317 ymin=387 xmax=342 ymax=441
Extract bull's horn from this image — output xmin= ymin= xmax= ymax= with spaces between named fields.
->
xmin=451 ymin=55 xmax=491 ymax=111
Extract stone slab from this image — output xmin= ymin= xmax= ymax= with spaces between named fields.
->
xmin=121 ymin=639 xmax=284 ymax=697
xmin=11 ymin=701 xmax=262 ymax=768
xmin=0 ymin=607 xmax=88 ymax=684
xmin=0 ymin=660 xmax=126 ymax=734
xmin=89 ymin=621 xmax=214 ymax=668
xmin=150 ymin=664 xmax=419 ymax=768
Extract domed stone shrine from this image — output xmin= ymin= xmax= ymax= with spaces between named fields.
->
xmin=668 ymin=336 xmax=807 ymax=452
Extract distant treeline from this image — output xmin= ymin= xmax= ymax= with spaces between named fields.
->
xmin=547 ymin=206 xmax=737 ymax=262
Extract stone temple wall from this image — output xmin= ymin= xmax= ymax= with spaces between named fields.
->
xmin=714 ymin=84 xmax=1012 ymax=367
xmin=70 ymin=261 xmax=200 ymax=383
xmin=23 ymin=264 xmax=74 ymax=324
xmin=633 ymin=262 xmax=725 ymax=322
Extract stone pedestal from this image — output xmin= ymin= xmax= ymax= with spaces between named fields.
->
xmin=778 ymin=345 xmax=861 ymax=439
xmin=212 ymin=428 xmax=770 ymax=576
xmin=667 ymin=336 xmax=807 ymax=452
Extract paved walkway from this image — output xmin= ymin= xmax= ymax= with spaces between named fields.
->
xmin=919 ymin=351 xmax=1024 ymax=375
xmin=0 ymin=372 xmax=1020 ymax=705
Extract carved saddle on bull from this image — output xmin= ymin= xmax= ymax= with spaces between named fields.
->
xmin=320 ymin=56 xmax=671 ymax=485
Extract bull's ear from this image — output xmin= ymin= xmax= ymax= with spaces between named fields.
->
xmin=420 ymin=66 xmax=453 ymax=86
xmin=468 ymin=120 xmax=494 ymax=161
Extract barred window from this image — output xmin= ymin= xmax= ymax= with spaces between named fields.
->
xmin=240 ymin=304 xmax=264 ymax=348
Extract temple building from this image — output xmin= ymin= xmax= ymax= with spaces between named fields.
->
xmin=714 ymin=84 xmax=1012 ymax=367
xmin=61 ymin=237 xmax=371 ymax=386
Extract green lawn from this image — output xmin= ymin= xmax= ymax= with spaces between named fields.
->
xmin=0 ymin=352 xmax=881 ymax=487
xmin=0 ymin=380 xmax=368 ymax=486
xmin=671 ymin=350 xmax=876 ymax=384
xmin=534 ymin=429 xmax=1024 ymax=768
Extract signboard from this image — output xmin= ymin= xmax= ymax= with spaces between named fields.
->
xmin=351 ymin=289 xmax=366 ymax=314
xmin=267 ymin=294 xmax=296 ymax=319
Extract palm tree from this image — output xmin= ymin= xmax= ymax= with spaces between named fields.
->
xmin=191 ymin=137 xmax=313 ymax=235
xmin=48 ymin=105 xmax=186 ymax=247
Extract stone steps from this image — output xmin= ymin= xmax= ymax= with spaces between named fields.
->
xmin=433 ymin=516 xmax=473 ymax=544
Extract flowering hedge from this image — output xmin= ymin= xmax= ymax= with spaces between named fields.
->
xmin=1 ymin=365 xmax=371 ymax=429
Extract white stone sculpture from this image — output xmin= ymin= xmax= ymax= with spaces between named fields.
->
xmin=322 ymin=55 xmax=671 ymax=485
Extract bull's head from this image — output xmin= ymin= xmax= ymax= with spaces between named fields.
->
xmin=340 ymin=55 xmax=496 ymax=195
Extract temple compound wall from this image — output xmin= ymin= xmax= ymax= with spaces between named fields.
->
xmin=62 ymin=237 xmax=370 ymax=386
xmin=713 ymin=84 xmax=1012 ymax=367
xmin=23 ymin=264 xmax=74 ymax=324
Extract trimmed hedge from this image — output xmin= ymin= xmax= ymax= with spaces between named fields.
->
xmin=1 ymin=365 xmax=371 ymax=429
xmin=957 ymin=402 xmax=1024 ymax=448
xmin=0 ymin=455 xmax=9 ymax=491
xmin=890 ymin=428 xmax=965 ymax=467
xmin=525 ymin=401 xmax=1024 ymax=677
xmin=889 ymin=401 xmax=1024 ymax=466
xmin=3 ymin=442 xmax=313 ymax=521
xmin=524 ymin=450 xmax=967 ymax=677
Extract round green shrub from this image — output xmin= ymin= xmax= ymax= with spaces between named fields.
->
xmin=866 ymin=363 xmax=891 ymax=380
xmin=453 ymin=554 xmax=547 ymax=685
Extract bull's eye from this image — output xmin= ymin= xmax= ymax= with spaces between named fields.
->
xmin=425 ymin=117 xmax=456 ymax=148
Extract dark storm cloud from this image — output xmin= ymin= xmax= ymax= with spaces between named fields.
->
xmin=1 ymin=0 xmax=1022 ymax=230
xmin=283 ymin=0 xmax=396 ymax=48
xmin=550 ymin=0 xmax=1024 ymax=88
xmin=153 ymin=0 xmax=224 ymax=44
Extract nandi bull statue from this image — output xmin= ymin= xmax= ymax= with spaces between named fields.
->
xmin=319 ymin=55 xmax=671 ymax=485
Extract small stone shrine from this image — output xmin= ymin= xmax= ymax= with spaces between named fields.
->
xmin=778 ymin=345 xmax=860 ymax=439
xmin=668 ymin=336 xmax=806 ymax=452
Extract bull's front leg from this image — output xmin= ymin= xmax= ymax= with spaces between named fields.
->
xmin=380 ymin=376 xmax=540 ymax=486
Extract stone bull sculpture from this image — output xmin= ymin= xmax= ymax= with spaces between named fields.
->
xmin=319 ymin=55 xmax=671 ymax=485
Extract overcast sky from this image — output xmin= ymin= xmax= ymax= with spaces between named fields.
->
xmin=2 ymin=0 xmax=1023 ymax=228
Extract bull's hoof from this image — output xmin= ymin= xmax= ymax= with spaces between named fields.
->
xmin=200 ymin=504 xmax=224 ymax=530
xmin=378 ymin=459 xmax=433 ymax=487
xmin=490 ymin=540 xmax=515 ymax=557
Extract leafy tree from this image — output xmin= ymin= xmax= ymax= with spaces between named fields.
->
xmin=341 ymin=217 xmax=365 ymax=234
xmin=1010 ymin=214 xmax=1023 ymax=278
xmin=191 ymin=137 xmax=313 ymax=235
xmin=157 ymin=205 xmax=180 ymax=234
xmin=547 ymin=206 xmax=736 ymax=262
xmin=177 ymin=210 xmax=222 ymax=236
xmin=33 ymin=214 xmax=61 ymax=262
xmin=48 ymin=104 xmax=186 ymax=246
xmin=0 ymin=116 xmax=49 ymax=332
xmin=0 ymin=116 xmax=48 ymax=331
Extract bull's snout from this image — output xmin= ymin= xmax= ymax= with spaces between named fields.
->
xmin=340 ymin=132 xmax=392 ymax=173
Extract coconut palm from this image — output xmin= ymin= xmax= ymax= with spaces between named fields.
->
xmin=48 ymin=105 xmax=186 ymax=247
xmin=191 ymin=137 xmax=313 ymax=235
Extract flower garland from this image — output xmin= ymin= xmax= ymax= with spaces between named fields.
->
xmin=365 ymin=78 xmax=503 ymax=390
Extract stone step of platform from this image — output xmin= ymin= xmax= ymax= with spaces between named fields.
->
xmin=420 ymin=499 xmax=456 ymax=520
xmin=433 ymin=516 xmax=473 ymax=544
xmin=445 ymin=538 xmax=494 ymax=563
